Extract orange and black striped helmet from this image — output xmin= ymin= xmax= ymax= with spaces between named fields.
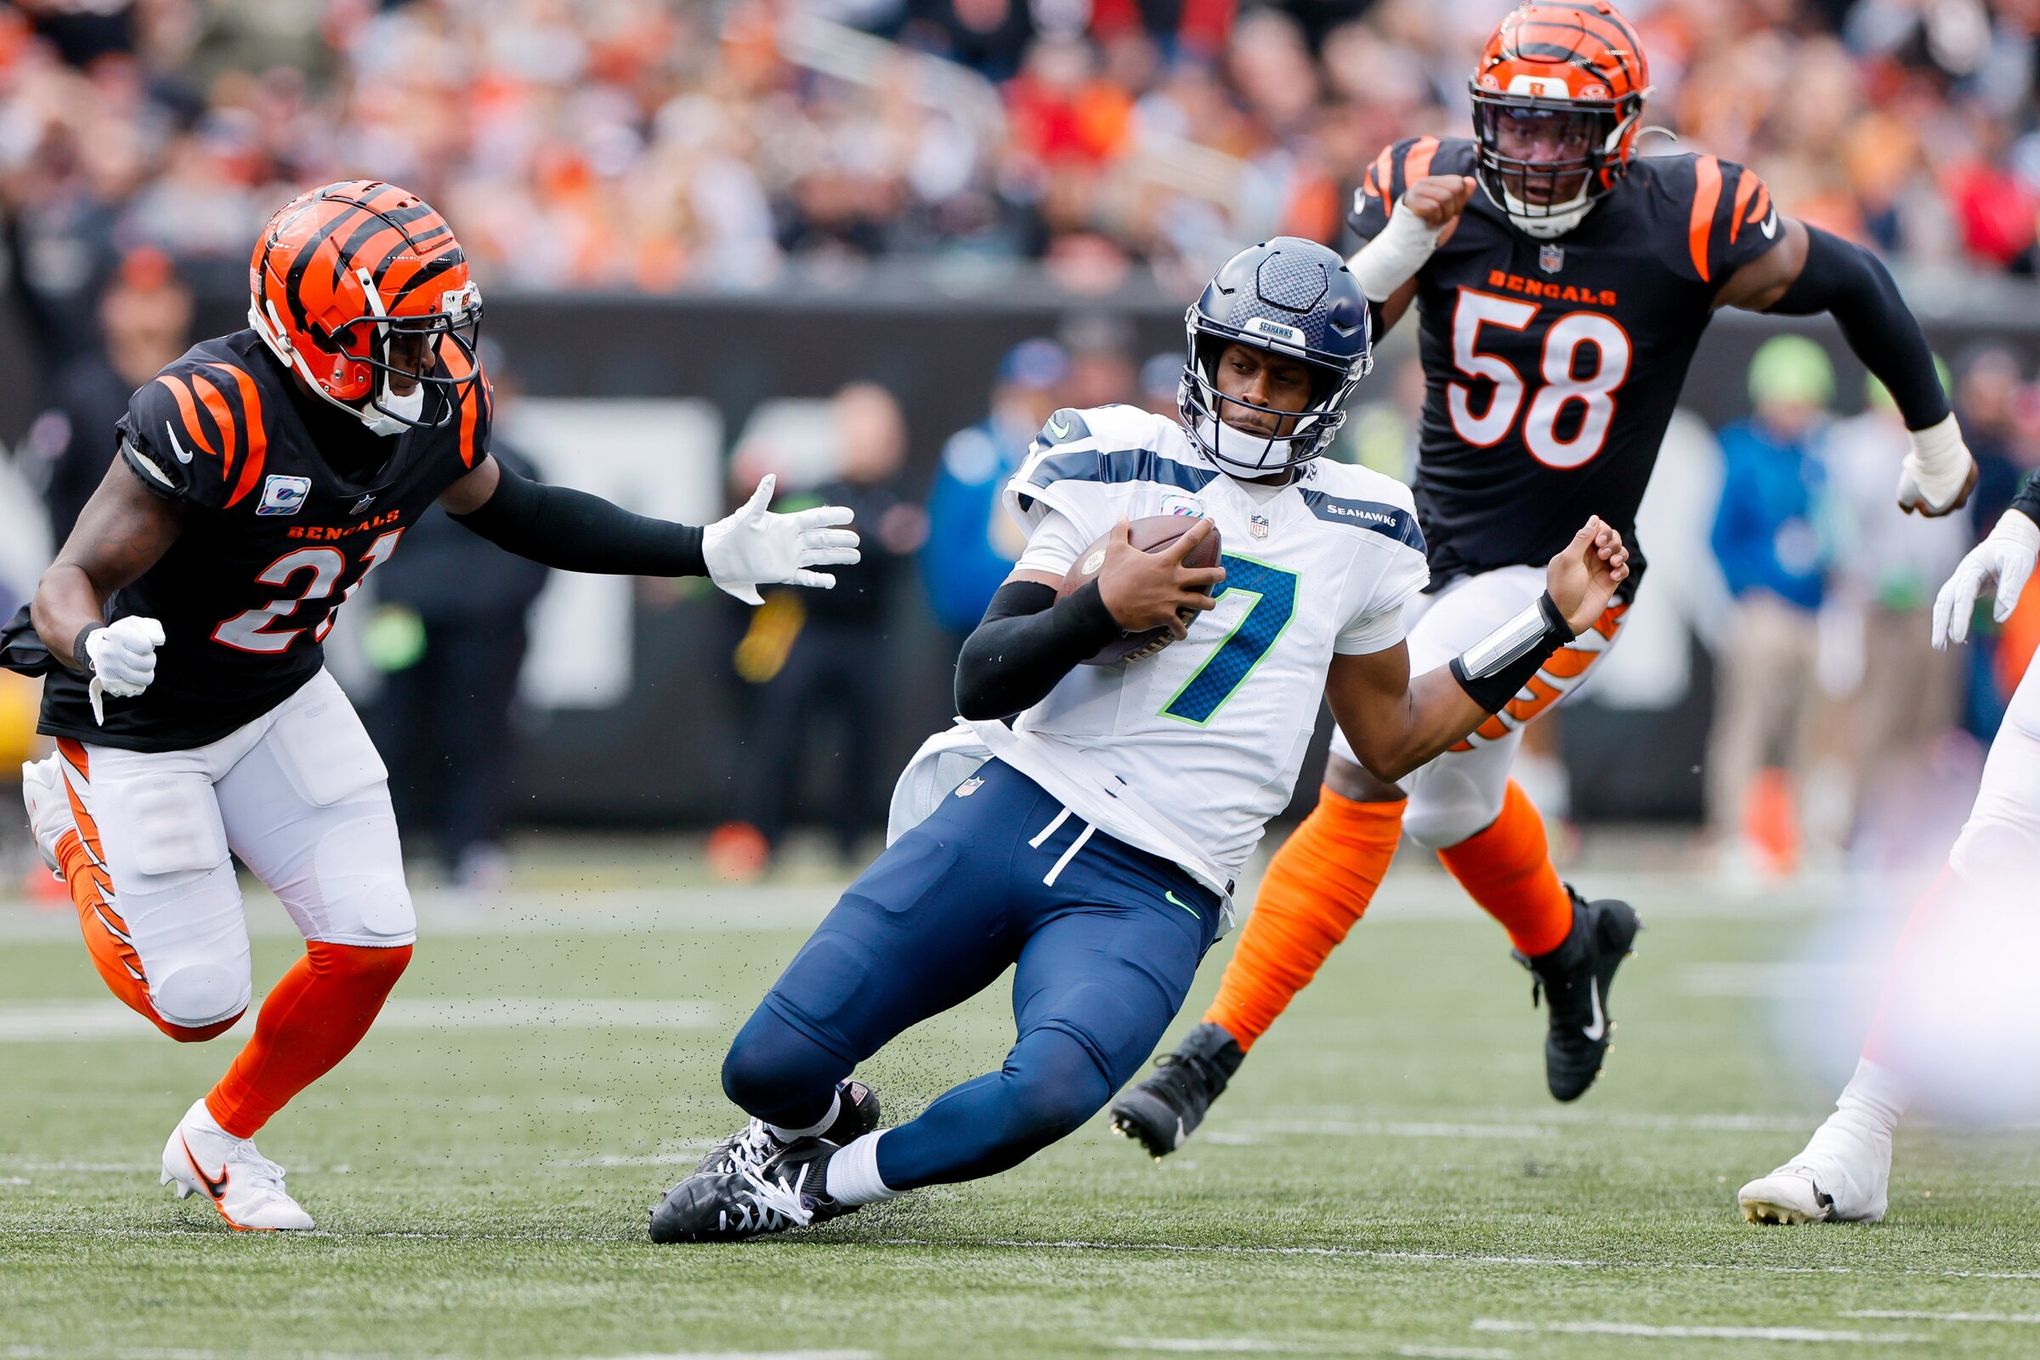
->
xmin=1468 ymin=1 xmax=1652 ymax=236
xmin=248 ymin=180 xmax=483 ymax=433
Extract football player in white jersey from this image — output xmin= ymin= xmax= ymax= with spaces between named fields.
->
xmin=647 ymin=237 xmax=1630 ymax=1242
xmin=1739 ymin=478 xmax=2040 ymax=1224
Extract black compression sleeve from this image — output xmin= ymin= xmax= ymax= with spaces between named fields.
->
xmin=954 ymin=580 xmax=1122 ymax=720
xmin=450 ymin=464 xmax=706 ymax=577
xmin=1767 ymin=226 xmax=1950 ymax=432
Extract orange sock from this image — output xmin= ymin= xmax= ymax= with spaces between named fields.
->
xmin=55 ymin=800 xmax=239 ymax=1043
xmin=206 ymin=940 xmax=413 ymax=1139
xmin=1204 ymin=785 xmax=1405 ymax=1050
xmin=1436 ymin=780 xmax=1573 ymax=957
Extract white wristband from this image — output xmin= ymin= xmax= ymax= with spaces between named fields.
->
xmin=1346 ymin=197 xmax=1444 ymax=304
xmin=1901 ymin=413 xmax=1971 ymax=509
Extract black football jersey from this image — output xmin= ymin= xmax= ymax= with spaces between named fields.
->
xmin=34 ymin=328 xmax=493 ymax=752
xmin=1350 ymin=136 xmax=1784 ymax=588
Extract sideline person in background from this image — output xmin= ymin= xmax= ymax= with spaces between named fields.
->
xmin=713 ymin=383 xmax=927 ymax=879
xmin=1705 ymin=336 xmax=1837 ymax=882
xmin=920 ymin=339 xmax=1069 ymax=638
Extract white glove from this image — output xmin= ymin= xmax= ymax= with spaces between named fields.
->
xmin=83 ymin=615 xmax=166 ymax=724
xmin=702 ymin=474 xmax=861 ymax=606
xmin=1932 ymin=509 xmax=2038 ymax=650
xmin=1897 ymin=413 xmax=1978 ymax=516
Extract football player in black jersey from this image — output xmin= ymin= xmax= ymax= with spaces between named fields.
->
xmin=2 ymin=180 xmax=860 ymax=1231
xmin=1112 ymin=0 xmax=1981 ymax=1158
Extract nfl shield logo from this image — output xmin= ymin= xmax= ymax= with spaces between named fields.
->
xmin=1539 ymin=243 xmax=1564 ymax=274
xmin=1250 ymin=514 xmax=1271 ymax=540
xmin=350 ymin=494 xmax=376 ymax=515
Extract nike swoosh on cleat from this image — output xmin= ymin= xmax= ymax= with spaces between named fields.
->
xmin=1582 ymin=983 xmax=1607 ymax=1042
xmin=182 ymin=1137 xmax=228 ymax=1200
xmin=1164 ymin=890 xmax=1201 ymax=920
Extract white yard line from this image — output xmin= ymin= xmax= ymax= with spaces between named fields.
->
xmin=0 ymin=997 xmax=717 ymax=1042
xmin=594 ymin=1353 xmax=875 ymax=1360
xmin=1472 ymin=1320 xmax=1919 ymax=1344
xmin=1844 ymin=1310 xmax=2040 ymax=1324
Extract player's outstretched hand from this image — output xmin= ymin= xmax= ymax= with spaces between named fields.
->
xmin=1932 ymin=508 xmax=2038 ymax=650
xmin=703 ymin=474 xmax=862 ymax=606
xmin=1404 ymin=174 xmax=1477 ymax=245
xmin=1545 ymin=516 xmax=1629 ymax=636
xmin=1096 ymin=518 xmax=1227 ymax=640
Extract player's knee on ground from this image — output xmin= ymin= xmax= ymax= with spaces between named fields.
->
xmin=1401 ymin=761 xmax=1508 ymax=850
xmin=720 ymin=1004 xmax=846 ymax=1125
xmin=151 ymin=961 xmax=252 ymax=1038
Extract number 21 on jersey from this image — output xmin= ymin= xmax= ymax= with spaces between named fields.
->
xmin=213 ymin=529 xmax=404 ymax=654
xmin=1447 ymin=288 xmax=1632 ymax=469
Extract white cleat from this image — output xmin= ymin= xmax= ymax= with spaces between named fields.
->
xmin=21 ymin=755 xmax=73 ymax=877
xmin=160 ymin=1099 xmax=315 ymax=1232
xmin=1739 ymin=1122 xmax=1891 ymax=1225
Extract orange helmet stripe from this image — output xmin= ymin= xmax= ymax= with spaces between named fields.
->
xmin=205 ymin=363 xmax=269 ymax=509
xmin=1688 ymin=155 xmax=1723 ymax=283
xmin=151 ymin=376 xmax=217 ymax=458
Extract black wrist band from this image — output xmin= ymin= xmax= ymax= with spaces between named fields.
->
xmin=1449 ymin=591 xmax=1575 ymax=713
xmin=72 ymin=624 xmax=100 ymax=674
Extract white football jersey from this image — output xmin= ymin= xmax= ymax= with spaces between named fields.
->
xmin=970 ymin=403 xmax=1428 ymax=902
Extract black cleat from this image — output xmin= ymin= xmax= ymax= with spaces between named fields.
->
xmin=649 ymin=1138 xmax=853 ymax=1244
xmin=1109 ymin=1021 xmax=1245 ymax=1158
xmin=693 ymin=1079 xmax=881 ymax=1178
xmin=1516 ymin=889 xmax=1641 ymax=1102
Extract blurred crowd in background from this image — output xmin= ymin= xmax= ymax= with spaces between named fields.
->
xmin=4 ymin=0 xmax=2040 ymax=894
xmin=4 ymin=0 xmax=2040 ymax=303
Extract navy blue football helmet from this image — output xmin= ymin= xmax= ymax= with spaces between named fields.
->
xmin=1179 ymin=236 xmax=1373 ymax=474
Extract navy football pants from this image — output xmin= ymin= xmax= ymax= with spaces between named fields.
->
xmin=721 ymin=760 xmax=1223 ymax=1190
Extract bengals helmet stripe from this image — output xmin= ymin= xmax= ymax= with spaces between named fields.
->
xmin=249 ymin=180 xmax=483 ymax=433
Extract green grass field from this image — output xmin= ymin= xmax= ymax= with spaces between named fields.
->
xmin=4 ymin=856 xmax=2039 ymax=1360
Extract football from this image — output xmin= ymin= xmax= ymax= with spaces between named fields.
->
xmin=1059 ymin=514 xmax=1224 ymax=665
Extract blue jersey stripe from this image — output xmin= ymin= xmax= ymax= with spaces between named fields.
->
xmin=1026 ymin=448 xmax=1220 ymax=498
xmin=1299 ymin=489 xmax=1425 ymax=551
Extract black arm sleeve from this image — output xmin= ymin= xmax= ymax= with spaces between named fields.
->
xmin=449 ymin=463 xmax=707 ymax=577
xmin=1766 ymin=226 xmax=1950 ymax=432
xmin=954 ymin=579 xmax=1123 ymax=721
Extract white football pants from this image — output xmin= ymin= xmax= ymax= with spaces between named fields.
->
xmin=57 ymin=669 xmax=412 ymax=1031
